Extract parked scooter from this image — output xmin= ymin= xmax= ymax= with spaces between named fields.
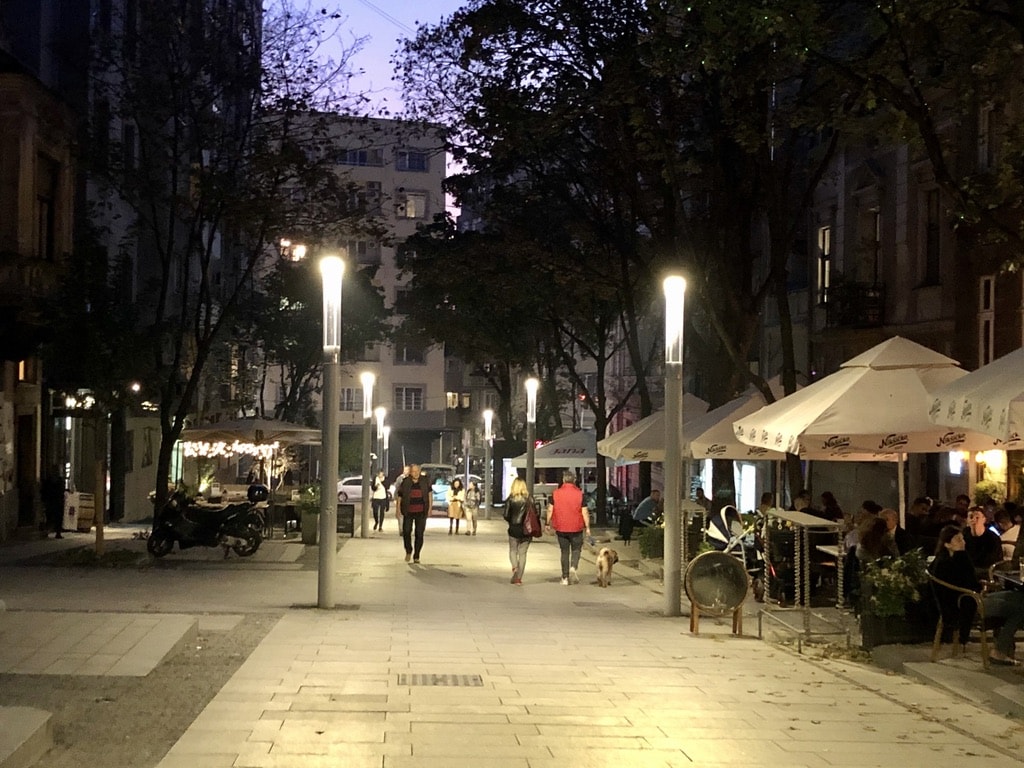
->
xmin=147 ymin=486 xmax=266 ymax=559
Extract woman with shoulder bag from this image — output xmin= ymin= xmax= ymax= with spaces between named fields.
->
xmin=503 ymin=477 xmax=536 ymax=585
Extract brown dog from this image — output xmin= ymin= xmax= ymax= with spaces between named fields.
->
xmin=596 ymin=547 xmax=619 ymax=587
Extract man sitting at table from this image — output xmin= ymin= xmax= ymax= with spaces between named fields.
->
xmin=964 ymin=506 xmax=1004 ymax=573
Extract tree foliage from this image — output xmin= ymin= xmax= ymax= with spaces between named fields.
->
xmin=73 ymin=0 xmax=378 ymax=508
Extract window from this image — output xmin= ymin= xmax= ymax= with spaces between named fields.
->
xmin=344 ymin=240 xmax=381 ymax=266
xmin=395 ymin=386 xmax=424 ymax=411
xmin=446 ymin=392 xmax=459 ymax=409
xmin=340 ymin=388 xmax=364 ymax=412
xmin=397 ymin=191 xmax=428 ymax=219
xmin=816 ymin=225 xmax=832 ymax=305
xmin=342 ymin=148 xmax=384 ymax=167
xmin=349 ymin=181 xmax=382 ymax=213
xmin=923 ymin=189 xmax=941 ymax=285
xmin=461 ymin=392 xmax=471 ymax=409
xmin=979 ymin=276 xmax=995 ymax=366
xmin=397 ymin=150 xmax=428 ymax=172
xmin=395 ymin=345 xmax=425 ymax=365
xmin=483 ymin=391 xmax=499 ymax=411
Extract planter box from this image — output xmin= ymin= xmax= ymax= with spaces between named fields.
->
xmin=860 ymin=599 xmax=934 ymax=650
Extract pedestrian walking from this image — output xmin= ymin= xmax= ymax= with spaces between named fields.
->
xmin=503 ymin=477 xmax=535 ymax=584
xmin=371 ymin=470 xmax=389 ymax=531
xmin=545 ymin=470 xmax=591 ymax=585
xmin=464 ymin=480 xmax=481 ymax=535
xmin=396 ymin=464 xmax=431 ymax=563
xmin=447 ymin=477 xmax=465 ymax=535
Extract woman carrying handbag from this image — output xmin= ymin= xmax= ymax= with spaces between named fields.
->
xmin=503 ymin=477 xmax=537 ymax=585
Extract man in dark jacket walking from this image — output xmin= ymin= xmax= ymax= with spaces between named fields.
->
xmin=396 ymin=464 xmax=432 ymax=563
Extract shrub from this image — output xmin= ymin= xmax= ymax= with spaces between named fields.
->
xmin=637 ymin=525 xmax=664 ymax=559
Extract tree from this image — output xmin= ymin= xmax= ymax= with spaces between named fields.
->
xmin=81 ymin=1 xmax=374 ymax=511
xmin=397 ymin=0 xmax=862 ymax=500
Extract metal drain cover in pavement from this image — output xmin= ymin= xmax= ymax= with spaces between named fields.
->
xmin=398 ymin=673 xmax=483 ymax=687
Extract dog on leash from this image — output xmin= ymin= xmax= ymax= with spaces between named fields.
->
xmin=596 ymin=547 xmax=619 ymax=587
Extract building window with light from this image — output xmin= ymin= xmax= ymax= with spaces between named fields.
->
xmin=816 ymin=225 xmax=832 ymax=305
xmin=446 ymin=392 xmax=459 ymax=409
xmin=978 ymin=275 xmax=995 ymax=366
xmin=397 ymin=190 xmax=428 ymax=219
xmin=395 ymin=386 xmax=424 ymax=411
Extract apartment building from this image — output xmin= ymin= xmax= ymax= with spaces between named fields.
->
xmin=265 ymin=116 xmax=449 ymax=475
xmin=0 ymin=1 xmax=80 ymax=538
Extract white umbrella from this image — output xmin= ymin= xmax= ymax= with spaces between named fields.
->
xmin=732 ymin=337 xmax=1001 ymax=522
xmin=688 ymin=379 xmax=794 ymax=461
xmin=596 ymin=394 xmax=708 ymax=463
xmin=733 ymin=337 xmax=998 ymax=459
xmin=928 ymin=346 xmax=1024 ymax=448
xmin=511 ymin=430 xmax=598 ymax=469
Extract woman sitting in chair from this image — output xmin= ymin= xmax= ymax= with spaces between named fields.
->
xmin=931 ymin=524 xmax=1024 ymax=666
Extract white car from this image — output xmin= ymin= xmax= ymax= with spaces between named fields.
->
xmin=336 ymin=476 xmax=365 ymax=502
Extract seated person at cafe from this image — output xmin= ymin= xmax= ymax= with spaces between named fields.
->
xmin=881 ymin=507 xmax=913 ymax=555
xmin=632 ymin=489 xmax=662 ymax=528
xmin=963 ymin=506 xmax=1004 ymax=572
xmin=856 ymin=516 xmax=899 ymax=564
xmin=995 ymin=508 xmax=1020 ymax=562
xmin=930 ymin=525 xmax=1024 ymax=666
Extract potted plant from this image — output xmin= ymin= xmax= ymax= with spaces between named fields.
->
xmin=296 ymin=485 xmax=320 ymax=545
xmin=858 ymin=548 xmax=932 ymax=649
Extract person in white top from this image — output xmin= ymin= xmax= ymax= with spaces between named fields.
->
xmin=371 ymin=470 xmax=389 ymax=532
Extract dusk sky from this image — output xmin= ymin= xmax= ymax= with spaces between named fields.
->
xmin=335 ymin=0 xmax=464 ymax=111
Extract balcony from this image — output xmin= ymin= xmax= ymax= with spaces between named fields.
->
xmin=824 ymin=282 xmax=885 ymax=329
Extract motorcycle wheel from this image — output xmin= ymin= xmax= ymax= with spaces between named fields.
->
xmin=232 ymin=530 xmax=261 ymax=557
xmin=246 ymin=510 xmax=268 ymax=539
xmin=147 ymin=530 xmax=174 ymax=558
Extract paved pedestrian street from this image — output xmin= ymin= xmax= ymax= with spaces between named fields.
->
xmin=3 ymin=518 xmax=1024 ymax=767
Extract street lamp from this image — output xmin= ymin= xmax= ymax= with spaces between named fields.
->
xmin=663 ymin=274 xmax=686 ymax=617
xmin=382 ymin=425 xmax=391 ymax=481
xmin=525 ymin=377 xmax=539 ymax=500
xmin=319 ymin=255 xmax=344 ymax=609
xmin=360 ymin=371 xmax=376 ymax=539
xmin=483 ymin=408 xmax=494 ymax=519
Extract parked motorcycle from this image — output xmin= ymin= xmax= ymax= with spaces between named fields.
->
xmin=147 ymin=487 xmax=265 ymax=559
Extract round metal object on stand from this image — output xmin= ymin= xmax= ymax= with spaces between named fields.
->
xmin=684 ymin=551 xmax=749 ymax=616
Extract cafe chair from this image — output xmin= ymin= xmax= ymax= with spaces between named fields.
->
xmin=988 ymin=560 xmax=1017 ymax=586
xmin=927 ymin=572 xmax=998 ymax=669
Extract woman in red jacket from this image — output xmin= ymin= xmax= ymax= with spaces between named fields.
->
xmin=545 ymin=470 xmax=591 ymax=585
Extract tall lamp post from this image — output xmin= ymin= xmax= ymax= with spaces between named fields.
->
xmin=663 ymin=275 xmax=686 ymax=617
xmin=360 ymin=372 xmax=375 ymax=539
xmin=483 ymin=408 xmax=494 ymax=519
xmin=382 ymin=425 xmax=391 ymax=481
xmin=525 ymin=377 xmax=539 ymax=500
xmin=319 ymin=255 xmax=344 ymax=609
